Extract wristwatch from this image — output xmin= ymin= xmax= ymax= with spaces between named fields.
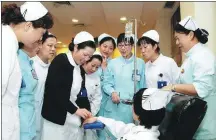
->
xmin=171 ymin=84 xmax=176 ymax=92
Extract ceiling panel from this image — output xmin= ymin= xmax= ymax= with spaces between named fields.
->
xmin=1 ymin=1 xmax=180 ymax=46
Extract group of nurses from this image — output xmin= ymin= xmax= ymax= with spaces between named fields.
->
xmin=163 ymin=16 xmax=216 ymax=140
xmin=2 ymin=2 xmax=53 ymax=140
xmin=32 ymin=32 xmax=57 ymax=140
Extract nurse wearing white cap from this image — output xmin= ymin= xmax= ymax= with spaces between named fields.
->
xmin=81 ymin=52 xmax=103 ymax=140
xmin=96 ymin=33 xmax=116 ymax=73
xmin=162 ymin=16 xmax=216 ymax=140
xmin=97 ymin=33 xmax=116 ymax=61
xmin=41 ymin=31 xmax=96 ymax=140
xmin=138 ymin=30 xmax=179 ymax=90
xmin=96 ymin=34 xmax=116 ymax=109
xmin=2 ymin=2 xmax=53 ymax=140
xmin=84 ymin=88 xmax=170 ymax=140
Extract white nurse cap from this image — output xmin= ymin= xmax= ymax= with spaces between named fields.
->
xmin=93 ymin=51 xmax=102 ymax=56
xmin=20 ymin=2 xmax=48 ymax=21
xmin=142 ymin=88 xmax=170 ymax=110
xmin=142 ymin=30 xmax=159 ymax=43
xmin=179 ymin=16 xmax=199 ymax=31
xmin=74 ymin=31 xmax=94 ymax=45
xmin=98 ymin=33 xmax=114 ymax=43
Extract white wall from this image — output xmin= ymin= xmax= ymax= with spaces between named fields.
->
xmin=194 ymin=2 xmax=216 ymax=55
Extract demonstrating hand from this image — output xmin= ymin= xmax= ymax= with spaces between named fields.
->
xmin=161 ymin=84 xmax=173 ymax=91
xmin=111 ymin=92 xmax=120 ymax=104
xmin=75 ymin=108 xmax=92 ymax=119
xmin=101 ymin=56 xmax=107 ymax=70
xmin=83 ymin=117 xmax=97 ymax=125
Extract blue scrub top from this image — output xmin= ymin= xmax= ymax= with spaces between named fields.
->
xmin=18 ymin=49 xmax=38 ymax=140
xmin=178 ymin=43 xmax=216 ymax=139
xmin=101 ymin=55 xmax=146 ymax=123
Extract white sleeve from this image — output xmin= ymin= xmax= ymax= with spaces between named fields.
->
xmin=2 ymin=34 xmax=16 ymax=96
xmin=90 ymin=77 xmax=102 ymax=116
xmin=170 ymin=59 xmax=180 ymax=84
xmin=97 ymin=116 xmax=136 ymax=138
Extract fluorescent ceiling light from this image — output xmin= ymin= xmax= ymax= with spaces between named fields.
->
xmin=120 ymin=16 xmax=127 ymax=21
xmin=72 ymin=18 xmax=79 ymax=23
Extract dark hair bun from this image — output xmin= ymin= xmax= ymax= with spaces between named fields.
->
xmin=195 ymin=28 xmax=209 ymax=44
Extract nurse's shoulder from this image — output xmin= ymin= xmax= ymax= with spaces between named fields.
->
xmin=191 ymin=44 xmax=215 ymax=67
xmin=107 ymin=56 xmax=122 ymax=66
xmin=161 ymin=54 xmax=177 ymax=66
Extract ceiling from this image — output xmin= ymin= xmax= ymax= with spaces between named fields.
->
xmin=2 ymin=1 xmax=179 ymax=46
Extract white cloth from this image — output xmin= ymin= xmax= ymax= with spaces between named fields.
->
xmin=145 ymin=54 xmax=180 ymax=88
xmin=20 ymin=2 xmax=48 ymax=21
xmin=97 ymin=116 xmax=160 ymax=140
xmin=86 ymin=72 xmax=102 ymax=116
xmin=83 ymin=72 xmax=102 ymax=140
xmin=42 ymin=52 xmax=83 ymax=140
xmin=65 ymin=52 xmax=82 ymax=126
xmin=42 ymin=119 xmax=83 ymax=140
xmin=2 ymin=25 xmax=22 ymax=140
xmin=32 ymin=55 xmax=49 ymax=140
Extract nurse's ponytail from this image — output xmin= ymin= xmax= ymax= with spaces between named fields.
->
xmin=194 ymin=28 xmax=209 ymax=44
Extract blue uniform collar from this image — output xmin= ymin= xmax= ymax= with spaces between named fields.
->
xmin=185 ymin=43 xmax=202 ymax=58
xmin=120 ymin=53 xmax=134 ymax=64
xmin=18 ymin=49 xmax=33 ymax=66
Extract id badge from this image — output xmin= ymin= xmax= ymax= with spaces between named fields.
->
xmin=135 ymin=74 xmax=141 ymax=81
xmin=31 ymin=69 xmax=38 ymax=80
xmin=132 ymin=69 xmax=141 ymax=81
xmin=80 ymin=88 xmax=87 ymax=97
xmin=157 ymin=81 xmax=167 ymax=89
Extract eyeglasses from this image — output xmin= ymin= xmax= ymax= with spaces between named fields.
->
xmin=118 ymin=43 xmax=132 ymax=49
